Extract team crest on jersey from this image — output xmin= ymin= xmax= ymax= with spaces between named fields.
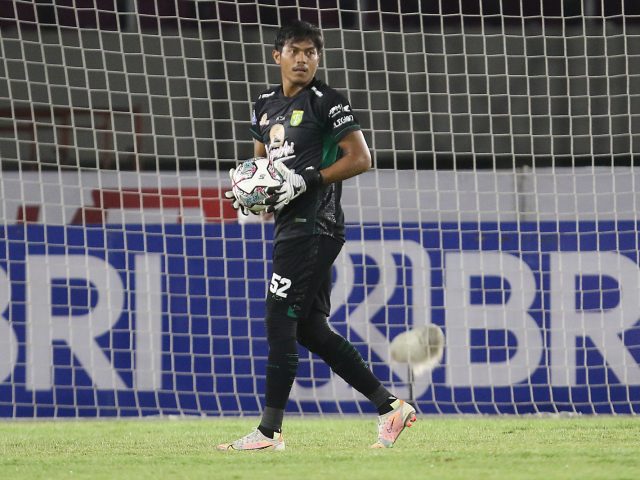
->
xmin=260 ymin=113 xmax=269 ymax=126
xmin=290 ymin=110 xmax=304 ymax=127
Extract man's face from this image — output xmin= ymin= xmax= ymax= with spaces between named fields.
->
xmin=273 ymin=39 xmax=320 ymax=88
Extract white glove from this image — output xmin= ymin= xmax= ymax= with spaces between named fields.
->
xmin=265 ymin=161 xmax=322 ymax=212
xmin=224 ymin=167 xmax=255 ymax=216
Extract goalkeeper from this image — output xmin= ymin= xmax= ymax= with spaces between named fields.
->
xmin=219 ymin=19 xmax=416 ymax=451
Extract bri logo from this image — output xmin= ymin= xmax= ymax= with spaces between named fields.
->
xmin=290 ymin=237 xmax=640 ymax=402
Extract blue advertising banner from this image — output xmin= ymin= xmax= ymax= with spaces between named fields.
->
xmin=0 ymin=223 xmax=639 ymax=417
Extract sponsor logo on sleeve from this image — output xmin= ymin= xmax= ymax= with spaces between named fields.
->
xmin=328 ymin=104 xmax=343 ymax=118
xmin=333 ymin=114 xmax=354 ymax=129
xmin=329 ymin=104 xmax=352 ymax=118
xmin=251 ymin=110 xmax=257 ymax=125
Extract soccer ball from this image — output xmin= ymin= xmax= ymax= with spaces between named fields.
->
xmin=389 ymin=324 xmax=445 ymax=376
xmin=231 ymin=157 xmax=284 ymax=213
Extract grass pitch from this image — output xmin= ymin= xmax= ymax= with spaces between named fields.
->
xmin=0 ymin=416 xmax=638 ymax=480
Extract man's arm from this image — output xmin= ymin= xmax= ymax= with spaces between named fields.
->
xmin=317 ymin=130 xmax=371 ymax=185
xmin=264 ymin=130 xmax=371 ymax=212
xmin=255 ymin=140 xmax=267 ymax=158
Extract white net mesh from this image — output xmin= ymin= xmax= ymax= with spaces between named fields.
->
xmin=0 ymin=0 xmax=639 ymax=417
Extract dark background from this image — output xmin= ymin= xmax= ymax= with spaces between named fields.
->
xmin=1 ymin=0 xmax=639 ymax=171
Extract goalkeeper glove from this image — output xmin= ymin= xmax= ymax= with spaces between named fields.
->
xmin=224 ymin=167 xmax=257 ymax=216
xmin=265 ymin=161 xmax=323 ymax=212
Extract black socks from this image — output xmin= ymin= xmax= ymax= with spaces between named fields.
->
xmin=376 ymin=396 xmax=399 ymax=415
xmin=258 ymin=424 xmax=279 ymax=439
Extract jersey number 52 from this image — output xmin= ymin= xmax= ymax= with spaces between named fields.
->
xmin=269 ymin=273 xmax=292 ymax=298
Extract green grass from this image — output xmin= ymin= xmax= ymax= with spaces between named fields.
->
xmin=0 ymin=416 xmax=638 ymax=479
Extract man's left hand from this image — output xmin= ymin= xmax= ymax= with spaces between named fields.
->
xmin=265 ymin=161 xmax=322 ymax=212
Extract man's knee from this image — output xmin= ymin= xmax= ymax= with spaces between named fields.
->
xmin=296 ymin=310 xmax=334 ymax=352
xmin=266 ymin=300 xmax=298 ymax=352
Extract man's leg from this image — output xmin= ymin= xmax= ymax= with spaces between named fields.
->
xmin=256 ymin=235 xmax=327 ymax=438
xmin=295 ymin=234 xmax=397 ymax=413
xmin=297 ymin=310 xmax=396 ymax=413
xmin=297 ymin=310 xmax=417 ymax=448
xmin=296 ymin=234 xmax=417 ymax=448
xmin=218 ymin=235 xmax=333 ymax=451
xmin=258 ymin=301 xmax=298 ymax=438
xmin=216 ymin=299 xmax=296 ymax=451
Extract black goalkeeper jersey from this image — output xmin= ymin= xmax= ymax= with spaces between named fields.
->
xmin=249 ymin=78 xmax=361 ymax=244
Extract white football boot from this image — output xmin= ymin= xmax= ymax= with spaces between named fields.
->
xmin=370 ymin=399 xmax=417 ymax=448
xmin=216 ymin=429 xmax=285 ymax=452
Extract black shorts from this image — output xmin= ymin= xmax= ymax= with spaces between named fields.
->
xmin=267 ymin=235 xmax=343 ymax=319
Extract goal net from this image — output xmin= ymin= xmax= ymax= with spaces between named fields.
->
xmin=1 ymin=0 xmax=639 ymax=418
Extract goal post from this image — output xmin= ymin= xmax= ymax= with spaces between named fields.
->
xmin=1 ymin=0 xmax=639 ymax=418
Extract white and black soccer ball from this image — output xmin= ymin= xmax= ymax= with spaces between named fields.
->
xmin=231 ymin=157 xmax=283 ymax=213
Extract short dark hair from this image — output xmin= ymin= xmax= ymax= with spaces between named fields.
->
xmin=274 ymin=19 xmax=323 ymax=53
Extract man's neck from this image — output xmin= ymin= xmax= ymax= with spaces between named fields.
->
xmin=282 ymin=79 xmax=313 ymax=97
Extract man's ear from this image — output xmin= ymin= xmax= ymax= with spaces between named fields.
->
xmin=272 ymin=49 xmax=281 ymax=65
